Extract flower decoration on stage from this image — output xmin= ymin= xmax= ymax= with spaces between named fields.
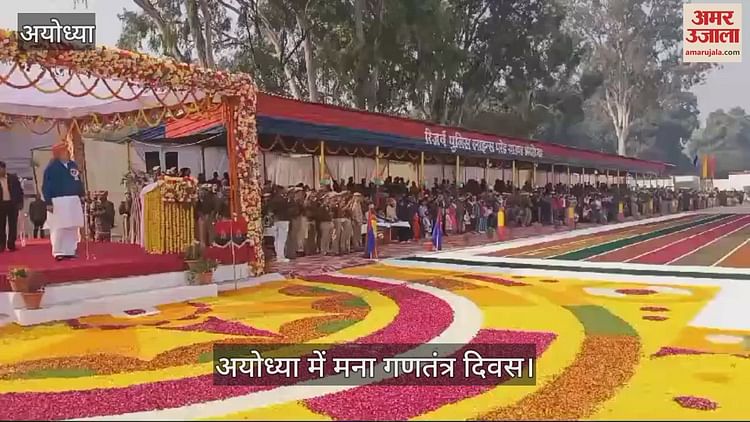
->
xmin=159 ymin=176 xmax=199 ymax=204
xmin=0 ymin=28 xmax=265 ymax=275
xmin=0 ymin=113 xmax=12 ymax=128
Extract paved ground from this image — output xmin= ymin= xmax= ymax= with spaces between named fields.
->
xmin=485 ymin=213 xmax=750 ymax=267
xmin=0 ymin=211 xmax=747 ymax=420
xmin=268 ymin=221 xmax=599 ymax=276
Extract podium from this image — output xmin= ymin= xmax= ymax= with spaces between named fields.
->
xmin=142 ymin=177 xmax=197 ymax=254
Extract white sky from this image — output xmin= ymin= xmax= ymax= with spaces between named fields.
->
xmin=0 ymin=0 xmax=748 ymax=121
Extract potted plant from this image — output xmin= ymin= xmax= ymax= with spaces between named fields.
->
xmin=188 ymin=258 xmax=218 ymax=285
xmin=184 ymin=242 xmax=204 ymax=273
xmin=20 ymin=273 xmax=44 ymax=310
xmin=8 ymin=267 xmax=30 ymax=292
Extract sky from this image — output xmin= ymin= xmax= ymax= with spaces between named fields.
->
xmin=1 ymin=0 xmax=748 ymax=121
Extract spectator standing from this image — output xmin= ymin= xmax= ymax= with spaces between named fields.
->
xmin=29 ymin=194 xmax=48 ymax=239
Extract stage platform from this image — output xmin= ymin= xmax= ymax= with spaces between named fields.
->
xmin=0 ymin=241 xmax=186 ymax=291
xmin=0 ymin=240 xmax=282 ymax=326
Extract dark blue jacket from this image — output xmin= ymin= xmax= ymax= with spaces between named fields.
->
xmin=42 ymin=159 xmax=84 ymax=205
xmin=1 ymin=173 xmax=23 ymax=208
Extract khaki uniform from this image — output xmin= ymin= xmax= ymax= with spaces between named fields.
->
xmin=331 ymin=218 xmax=343 ymax=255
xmin=350 ymin=199 xmax=364 ymax=250
xmin=319 ymin=221 xmax=333 ymax=255
xmin=287 ymin=215 xmax=302 ymax=258
xmin=339 ymin=218 xmax=352 ymax=254
xmin=297 ymin=215 xmax=308 ymax=253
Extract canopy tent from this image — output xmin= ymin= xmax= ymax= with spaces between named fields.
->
xmin=0 ymin=28 xmax=266 ymax=275
xmin=132 ymin=106 xmax=223 ymax=141
xmin=0 ymin=62 xmax=207 ymax=120
xmin=132 ymin=92 xmax=673 ymax=176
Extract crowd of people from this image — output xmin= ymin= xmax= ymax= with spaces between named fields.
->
xmin=4 ymin=153 xmax=746 ymax=263
xmin=259 ymin=176 xmax=747 ymax=262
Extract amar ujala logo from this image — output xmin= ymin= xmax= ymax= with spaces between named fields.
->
xmin=683 ymin=3 xmax=742 ymax=63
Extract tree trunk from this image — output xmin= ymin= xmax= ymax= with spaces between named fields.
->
xmin=186 ymin=0 xmax=209 ymax=66
xmin=366 ymin=0 xmax=385 ymax=109
xmin=255 ymin=9 xmax=303 ymax=99
xmin=133 ymin=0 xmax=188 ymax=62
xmin=604 ymin=87 xmax=631 ymax=156
xmin=352 ymin=0 xmax=368 ymax=109
xmin=296 ymin=12 xmax=319 ymax=102
xmin=198 ymin=0 xmax=216 ymax=68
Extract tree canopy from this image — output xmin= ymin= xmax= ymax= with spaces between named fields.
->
xmin=111 ymin=0 xmax=720 ymax=166
xmin=688 ymin=108 xmax=750 ymax=177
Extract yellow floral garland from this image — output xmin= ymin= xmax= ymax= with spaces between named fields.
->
xmin=159 ymin=176 xmax=199 ymax=204
xmin=144 ymin=186 xmax=195 ymax=254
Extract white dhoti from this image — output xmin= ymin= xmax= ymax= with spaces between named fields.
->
xmin=46 ymin=195 xmax=84 ymax=257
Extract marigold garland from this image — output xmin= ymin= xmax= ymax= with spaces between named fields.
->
xmin=144 ymin=184 xmax=195 ymax=254
xmin=0 ymin=28 xmax=265 ymax=273
xmin=159 ymin=176 xmax=199 ymax=204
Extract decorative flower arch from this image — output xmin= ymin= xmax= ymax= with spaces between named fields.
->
xmin=0 ymin=29 xmax=265 ymax=275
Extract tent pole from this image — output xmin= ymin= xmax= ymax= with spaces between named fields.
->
xmin=512 ymin=160 xmax=517 ymax=188
xmin=310 ymin=154 xmax=316 ymax=187
xmin=262 ymin=151 xmax=267 ymax=184
xmin=420 ymin=151 xmax=425 ymax=189
xmin=222 ymin=97 xmax=240 ymax=216
xmin=126 ymin=140 xmax=132 ymax=171
xmin=455 ymin=154 xmax=460 ymax=185
xmin=551 ymin=164 xmax=555 ymax=185
xmin=616 ymin=169 xmax=620 ymax=194
xmin=375 ymin=146 xmax=380 ymax=183
xmin=319 ymin=140 xmax=326 ymax=186
xmin=200 ymin=145 xmax=206 ymax=177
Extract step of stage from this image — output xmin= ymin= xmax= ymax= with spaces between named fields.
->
xmin=12 ymin=284 xmax=218 ymax=326
xmin=0 ymin=264 xmax=285 ymax=326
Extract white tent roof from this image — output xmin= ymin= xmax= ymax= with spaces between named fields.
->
xmin=0 ymin=62 xmax=207 ymax=120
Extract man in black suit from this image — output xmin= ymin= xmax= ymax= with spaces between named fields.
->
xmin=0 ymin=161 xmax=24 ymax=252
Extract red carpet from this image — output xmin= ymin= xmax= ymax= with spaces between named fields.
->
xmin=0 ymin=241 xmax=186 ymax=292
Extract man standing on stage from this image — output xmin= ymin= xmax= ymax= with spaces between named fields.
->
xmin=42 ymin=143 xmax=85 ymax=261
xmin=0 ymin=161 xmax=24 ymax=252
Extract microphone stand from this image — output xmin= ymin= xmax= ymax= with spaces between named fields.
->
xmin=20 ymin=212 xmax=27 ymax=247
xmin=82 ymin=199 xmax=92 ymax=260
